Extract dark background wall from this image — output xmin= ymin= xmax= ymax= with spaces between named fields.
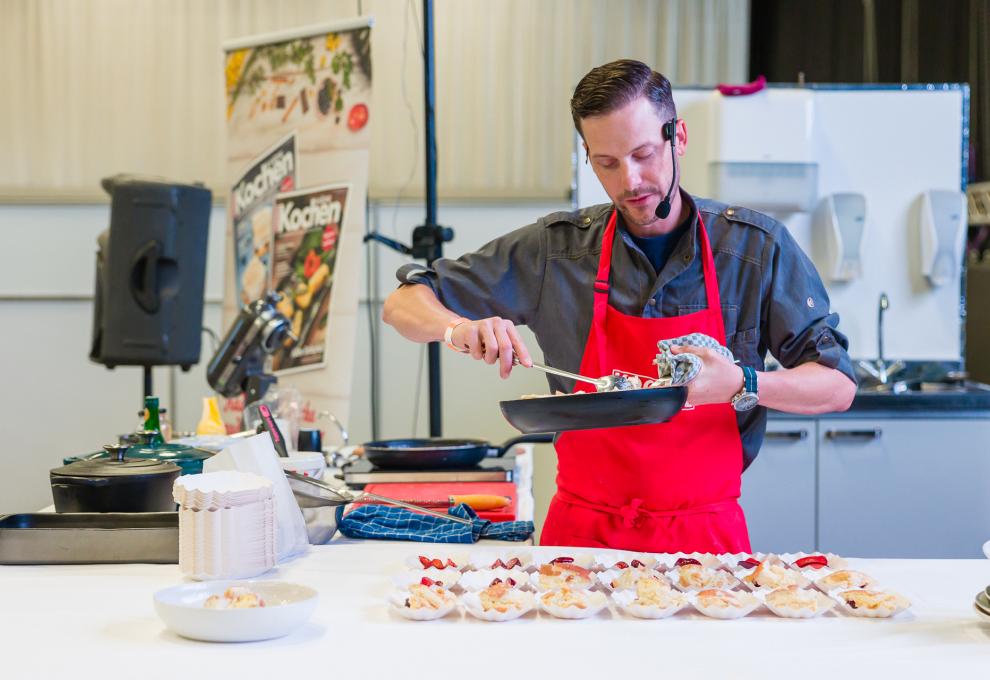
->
xmin=750 ymin=0 xmax=990 ymax=182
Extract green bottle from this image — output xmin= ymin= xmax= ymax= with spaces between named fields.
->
xmin=143 ymin=396 xmax=165 ymax=446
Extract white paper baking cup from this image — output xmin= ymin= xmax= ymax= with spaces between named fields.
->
xmin=832 ymin=589 xmax=911 ymax=618
xmin=596 ymin=568 xmax=670 ymax=593
xmin=387 ymin=588 xmax=457 ymax=621
xmin=403 ymin=552 xmax=469 ymax=572
xmin=737 ymin=557 xmax=811 ymax=591
xmin=612 ymin=589 xmax=688 ymax=619
xmin=466 ymin=550 xmax=533 ymax=572
xmin=592 ymin=551 xmax=658 ymax=571
xmin=461 ymin=590 xmax=535 ymax=622
xmin=762 ymin=587 xmax=836 ymax=619
xmin=459 ymin=569 xmax=531 ymax=592
xmin=814 ymin=569 xmax=877 ymax=593
xmin=392 ymin=569 xmax=462 ymax=590
xmin=538 ymin=589 xmax=608 ymax=619
xmin=690 ymin=590 xmax=761 ymax=619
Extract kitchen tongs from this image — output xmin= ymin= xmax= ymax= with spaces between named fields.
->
xmin=285 ymin=470 xmax=474 ymax=526
xmin=512 ymin=357 xmax=670 ymax=391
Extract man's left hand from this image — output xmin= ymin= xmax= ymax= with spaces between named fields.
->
xmin=669 ymin=345 xmax=744 ymax=405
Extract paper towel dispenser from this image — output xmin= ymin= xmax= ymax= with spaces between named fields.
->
xmin=919 ymin=190 xmax=967 ymax=288
xmin=813 ymin=193 xmax=867 ymax=283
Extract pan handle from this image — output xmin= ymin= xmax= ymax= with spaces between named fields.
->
xmin=490 ymin=433 xmax=554 ymax=458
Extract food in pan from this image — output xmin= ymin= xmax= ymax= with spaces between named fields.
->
xmin=815 ymin=569 xmax=875 ymax=592
xmin=742 ymin=561 xmax=802 ymax=590
xmin=672 ymin=563 xmax=737 ymax=591
xmin=204 ymin=586 xmax=265 ymax=609
xmin=837 ymin=589 xmax=911 ymax=618
xmin=764 ymin=586 xmax=835 ymax=618
xmin=536 ymin=562 xmax=594 ymax=590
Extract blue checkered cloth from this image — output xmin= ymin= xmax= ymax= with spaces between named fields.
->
xmin=654 ymin=332 xmax=735 ymax=386
xmin=335 ymin=503 xmax=534 ymax=543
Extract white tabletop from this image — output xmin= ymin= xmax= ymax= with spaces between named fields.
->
xmin=3 ymin=544 xmax=990 ymax=679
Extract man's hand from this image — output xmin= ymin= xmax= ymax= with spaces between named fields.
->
xmin=669 ymin=345 xmax=744 ymax=405
xmin=451 ymin=316 xmax=533 ymax=379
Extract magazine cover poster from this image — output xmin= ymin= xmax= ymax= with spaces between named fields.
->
xmin=230 ymin=132 xmax=296 ymax=307
xmin=269 ymin=183 xmax=350 ymax=373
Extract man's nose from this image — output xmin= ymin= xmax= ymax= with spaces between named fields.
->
xmin=620 ymin=160 xmax=640 ymax=190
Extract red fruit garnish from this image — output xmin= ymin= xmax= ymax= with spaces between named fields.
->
xmin=420 ymin=577 xmax=434 ymax=586
xmin=490 ymin=578 xmax=502 ymax=586
xmin=614 ymin=561 xmax=629 ymax=569
xmin=446 ymin=558 xmax=458 ymax=569
xmin=674 ymin=558 xmax=701 ymax=567
xmin=738 ymin=558 xmax=762 ymax=570
xmin=550 ymin=556 xmax=574 ymax=564
xmin=418 ymin=556 xmax=431 ymax=568
xmin=431 ymin=558 xmax=444 ymax=569
xmin=794 ymin=555 xmax=829 ymax=569
xmin=347 ymin=103 xmax=369 ymax=131
xmin=505 ymin=557 xmax=521 ymax=569
xmin=491 ymin=559 xmax=505 ymax=569
xmin=507 ymin=578 xmax=517 ymax=586
xmin=631 ymin=560 xmax=645 ymax=568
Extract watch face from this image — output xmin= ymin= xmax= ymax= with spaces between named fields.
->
xmin=733 ymin=393 xmax=759 ymax=412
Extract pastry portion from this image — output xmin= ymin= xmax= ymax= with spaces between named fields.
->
xmin=537 ymin=562 xmax=594 ymax=590
xmin=816 ymin=569 xmax=875 ymax=591
xmin=204 ymin=586 xmax=265 ymax=609
xmin=539 ymin=587 xmax=602 ymax=613
xmin=743 ymin=561 xmax=802 ymax=590
xmin=607 ymin=567 xmax=663 ymax=591
xmin=633 ymin=576 xmax=682 ymax=607
xmin=696 ymin=588 xmax=747 ymax=610
xmin=403 ymin=583 xmax=455 ymax=611
xmin=839 ymin=589 xmax=910 ymax=617
xmin=765 ymin=586 xmax=820 ymax=612
xmin=479 ymin=582 xmax=526 ymax=614
xmin=674 ymin=563 xmax=737 ymax=591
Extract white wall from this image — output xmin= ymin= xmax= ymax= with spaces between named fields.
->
xmin=0 ymin=199 xmax=562 ymax=516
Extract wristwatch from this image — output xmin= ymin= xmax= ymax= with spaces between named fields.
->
xmin=731 ymin=366 xmax=759 ymax=412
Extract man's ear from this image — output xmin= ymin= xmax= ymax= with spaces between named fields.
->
xmin=582 ymin=141 xmax=589 ymax=164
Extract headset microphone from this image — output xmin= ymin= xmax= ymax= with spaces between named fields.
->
xmin=655 ymin=117 xmax=678 ymax=219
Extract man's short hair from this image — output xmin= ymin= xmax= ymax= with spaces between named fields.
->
xmin=571 ymin=59 xmax=676 ymax=137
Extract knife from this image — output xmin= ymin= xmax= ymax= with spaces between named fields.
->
xmin=390 ymin=495 xmax=511 ymax=511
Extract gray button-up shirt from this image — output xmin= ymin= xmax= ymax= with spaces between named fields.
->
xmin=398 ymin=192 xmax=855 ymax=470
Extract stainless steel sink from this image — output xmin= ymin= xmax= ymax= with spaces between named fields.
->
xmin=857 ymin=379 xmax=990 ymax=395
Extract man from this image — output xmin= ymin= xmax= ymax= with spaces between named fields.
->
xmin=383 ymin=59 xmax=856 ymax=553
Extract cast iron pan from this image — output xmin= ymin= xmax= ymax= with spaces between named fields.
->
xmin=362 ymin=433 xmax=553 ymax=470
xmin=499 ymin=386 xmax=688 ymax=434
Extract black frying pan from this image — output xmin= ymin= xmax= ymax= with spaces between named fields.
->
xmin=362 ymin=433 xmax=553 ymax=470
xmin=499 ymin=386 xmax=688 ymax=434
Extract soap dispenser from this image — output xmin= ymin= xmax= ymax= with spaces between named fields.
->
xmin=919 ymin=190 xmax=967 ymax=288
xmin=814 ymin=193 xmax=867 ymax=283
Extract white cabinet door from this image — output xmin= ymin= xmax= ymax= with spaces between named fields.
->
xmin=740 ymin=419 xmax=817 ymax=553
xmin=818 ymin=418 xmax=990 ymax=558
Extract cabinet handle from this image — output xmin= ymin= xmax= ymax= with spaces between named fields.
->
xmin=824 ymin=428 xmax=882 ymax=442
xmin=764 ymin=430 xmax=808 ymax=441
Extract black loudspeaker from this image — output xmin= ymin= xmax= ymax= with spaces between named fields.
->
xmin=90 ymin=175 xmax=212 ymax=370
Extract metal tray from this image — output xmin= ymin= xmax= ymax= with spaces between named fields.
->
xmin=499 ymin=386 xmax=688 ymax=433
xmin=0 ymin=512 xmax=178 ymax=565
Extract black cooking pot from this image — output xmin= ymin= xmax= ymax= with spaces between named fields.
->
xmin=50 ymin=444 xmax=181 ymax=513
xmin=362 ymin=433 xmax=554 ymax=470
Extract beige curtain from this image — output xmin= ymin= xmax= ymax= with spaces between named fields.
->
xmin=0 ymin=0 xmax=749 ymax=202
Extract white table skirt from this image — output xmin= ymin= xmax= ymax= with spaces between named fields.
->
xmin=3 ymin=544 xmax=990 ymax=679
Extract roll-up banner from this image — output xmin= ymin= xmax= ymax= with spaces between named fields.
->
xmin=221 ymin=17 xmax=372 ymax=435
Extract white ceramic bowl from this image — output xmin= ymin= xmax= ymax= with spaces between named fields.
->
xmin=153 ymin=580 xmax=318 ymax=642
xmin=983 ymin=539 xmax=990 ymax=560
xmin=278 ymin=451 xmax=326 ymax=480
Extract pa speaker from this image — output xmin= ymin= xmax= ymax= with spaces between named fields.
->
xmin=90 ymin=175 xmax=212 ymax=369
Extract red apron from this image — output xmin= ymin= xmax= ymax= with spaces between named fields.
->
xmin=539 ymin=210 xmax=751 ymax=553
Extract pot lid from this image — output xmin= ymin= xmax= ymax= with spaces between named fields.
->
xmin=51 ymin=456 xmax=181 ymax=478
xmin=126 ymin=442 xmax=212 ymax=462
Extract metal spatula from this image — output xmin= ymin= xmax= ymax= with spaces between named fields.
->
xmin=285 ymin=470 xmax=474 ymax=526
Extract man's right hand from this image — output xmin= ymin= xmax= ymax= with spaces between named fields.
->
xmin=451 ymin=317 xmax=533 ymax=379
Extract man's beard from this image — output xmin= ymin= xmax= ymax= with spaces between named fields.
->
xmin=616 ymin=188 xmax=661 ymax=228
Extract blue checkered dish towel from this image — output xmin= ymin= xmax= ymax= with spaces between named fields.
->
xmin=654 ymin=332 xmax=735 ymax=386
xmin=335 ymin=503 xmax=535 ymax=543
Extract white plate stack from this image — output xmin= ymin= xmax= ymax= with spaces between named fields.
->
xmin=173 ymin=471 xmax=276 ymax=580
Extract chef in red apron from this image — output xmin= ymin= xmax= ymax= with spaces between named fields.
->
xmin=383 ymin=60 xmax=857 ymax=553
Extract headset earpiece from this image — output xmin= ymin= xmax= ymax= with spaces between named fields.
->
xmin=655 ymin=117 xmax=678 ymax=220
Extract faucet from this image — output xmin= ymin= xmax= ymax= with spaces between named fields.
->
xmin=857 ymin=292 xmax=905 ymax=385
